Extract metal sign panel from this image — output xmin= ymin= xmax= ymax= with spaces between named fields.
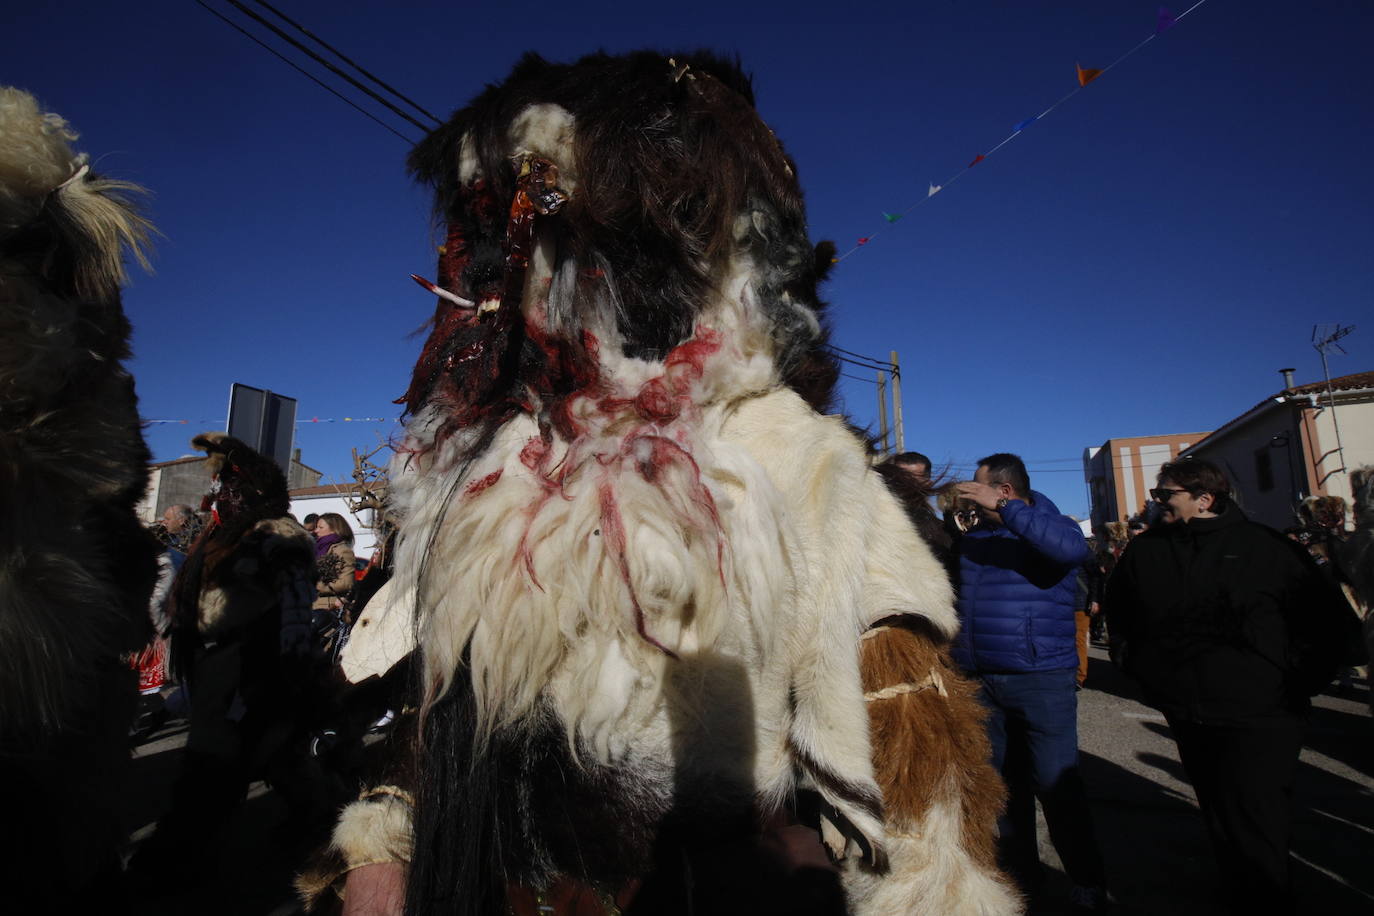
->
xmin=226 ymin=383 xmax=297 ymax=472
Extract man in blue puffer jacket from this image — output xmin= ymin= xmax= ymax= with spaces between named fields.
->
xmin=953 ymin=453 xmax=1109 ymax=913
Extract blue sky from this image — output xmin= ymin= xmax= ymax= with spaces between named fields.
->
xmin=8 ymin=0 xmax=1371 ymax=518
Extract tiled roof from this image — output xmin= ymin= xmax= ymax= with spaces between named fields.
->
xmin=150 ymin=454 xmax=324 ymax=474
xmin=290 ymin=483 xmax=358 ymax=497
xmin=1284 ymin=370 xmax=1374 ymax=397
xmin=1185 ymin=368 xmax=1373 ymax=456
xmin=149 ymin=455 xmax=205 ymax=468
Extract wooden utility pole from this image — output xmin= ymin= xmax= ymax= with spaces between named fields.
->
xmin=890 ymin=350 xmax=904 ymax=452
xmin=876 ymin=371 xmax=890 ymax=455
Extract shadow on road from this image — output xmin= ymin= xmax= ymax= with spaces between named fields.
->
xmin=1081 ymin=655 xmax=1145 ymax=704
xmin=1080 ymin=697 xmax=1374 ymax=913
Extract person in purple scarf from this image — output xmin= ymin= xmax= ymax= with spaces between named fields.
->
xmin=312 ymin=512 xmax=357 ymax=616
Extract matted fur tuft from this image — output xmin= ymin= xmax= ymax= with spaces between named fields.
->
xmin=0 ymin=87 xmax=154 ymax=301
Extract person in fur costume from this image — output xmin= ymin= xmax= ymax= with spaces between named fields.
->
xmin=1336 ymin=467 xmax=1374 ymax=712
xmin=0 ymin=86 xmax=160 ymax=906
xmin=126 ymin=432 xmax=323 ymax=888
xmin=301 ymin=52 xmax=1018 ymax=916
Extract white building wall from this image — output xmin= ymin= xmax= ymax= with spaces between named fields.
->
xmin=290 ymin=494 xmax=379 ymax=558
xmin=1118 ymin=445 xmax=1137 ymax=518
xmin=1309 ymin=398 xmax=1374 ymax=504
xmin=135 ymin=467 xmax=163 ymax=524
xmin=1138 ymin=444 xmax=1173 ymax=493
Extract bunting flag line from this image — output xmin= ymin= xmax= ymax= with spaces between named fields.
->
xmin=1076 ymin=64 xmax=1103 ymax=87
xmin=143 ymin=417 xmax=393 ymax=425
xmin=832 ymin=0 xmax=1207 ymax=263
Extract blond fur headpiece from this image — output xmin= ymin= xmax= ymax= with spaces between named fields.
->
xmin=0 ymin=86 xmax=154 ymax=299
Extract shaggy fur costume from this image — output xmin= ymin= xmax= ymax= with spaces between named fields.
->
xmin=129 ymin=432 xmax=325 ymax=885
xmin=310 ymin=52 xmax=1014 ymax=916
xmin=0 ymin=87 xmax=158 ymax=902
xmin=169 ymin=431 xmax=315 ymax=654
xmin=1339 ymin=467 xmax=1374 ymax=714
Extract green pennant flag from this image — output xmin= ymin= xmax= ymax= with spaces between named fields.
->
xmin=883 ymin=212 xmax=902 ymax=223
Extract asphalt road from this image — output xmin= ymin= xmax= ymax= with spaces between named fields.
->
xmin=1049 ymin=645 xmax=1373 ymax=914
xmin=121 ymin=645 xmax=1373 ymax=914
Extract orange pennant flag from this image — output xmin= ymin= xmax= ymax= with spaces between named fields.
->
xmin=1077 ymin=64 xmax=1102 ymax=87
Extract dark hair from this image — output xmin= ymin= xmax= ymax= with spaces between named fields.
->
xmin=977 ymin=452 xmax=1030 ymax=499
xmin=893 ymin=451 xmax=931 ymax=471
xmin=303 ymin=513 xmax=320 ymax=525
xmin=317 ymin=512 xmax=354 ymax=544
xmin=1158 ymin=458 xmax=1232 ymax=512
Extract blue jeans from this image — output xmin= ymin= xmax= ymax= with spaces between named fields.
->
xmin=976 ymin=668 xmax=1106 ymax=892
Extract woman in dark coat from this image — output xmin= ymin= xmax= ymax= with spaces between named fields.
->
xmin=1105 ymin=459 xmax=1358 ymax=915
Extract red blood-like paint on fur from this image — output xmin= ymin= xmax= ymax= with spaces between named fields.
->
xmin=663 ymin=328 xmax=722 ymax=394
xmin=632 ymin=377 xmax=679 ymax=423
xmin=464 ymin=469 xmax=503 ymax=497
xmin=628 ymin=434 xmax=728 ymax=586
xmin=516 ymin=487 xmax=555 ymax=590
xmin=598 ymin=482 xmax=678 ymax=658
xmin=519 ymin=435 xmax=550 ymax=471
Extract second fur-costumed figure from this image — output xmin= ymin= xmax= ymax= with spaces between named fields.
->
xmin=302 ymin=51 xmax=1019 ymax=916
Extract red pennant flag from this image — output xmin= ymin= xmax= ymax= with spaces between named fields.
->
xmin=857 ymin=237 xmax=871 ymax=245
xmin=1077 ymin=64 xmax=1103 ymax=87
xmin=968 ymin=154 xmax=986 ymax=167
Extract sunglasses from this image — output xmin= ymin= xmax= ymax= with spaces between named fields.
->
xmin=1150 ymin=487 xmax=1190 ymax=502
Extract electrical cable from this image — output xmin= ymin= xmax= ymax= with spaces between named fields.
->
xmin=246 ymin=0 xmax=443 ymax=127
xmin=825 ymin=343 xmax=892 ymax=366
xmin=196 ymin=0 xmax=418 ymax=143
xmin=830 ymin=351 xmax=896 ymax=375
xmin=220 ymin=0 xmax=436 ymax=133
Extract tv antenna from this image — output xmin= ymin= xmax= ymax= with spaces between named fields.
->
xmin=1310 ymin=323 xmax=1356 ymax=484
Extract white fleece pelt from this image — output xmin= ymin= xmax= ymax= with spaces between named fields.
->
xmin=842 ymin=791 xmax=1023 ymax=916
xmin=383 ymin=263 xmax=957 ymax=869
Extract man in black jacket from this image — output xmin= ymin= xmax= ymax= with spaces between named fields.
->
xmin=1105 ymin=459 xmax=1359 ymax=915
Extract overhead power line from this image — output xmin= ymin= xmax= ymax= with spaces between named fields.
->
xmin=827 ymin=350 xmax=894 ymax=375
xmin=826 ymin=343 xmax=890 ymax=365
xmin=246 ymin=0 xmax=443 ymax=127
xmin=196 ymin=0 xmax=418 ymax=143
xmin=216 ymin=0 xmax=435 ymax=134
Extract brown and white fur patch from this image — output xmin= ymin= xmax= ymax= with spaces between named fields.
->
xmin=842 ymin=623 xmax=1022 ymax=915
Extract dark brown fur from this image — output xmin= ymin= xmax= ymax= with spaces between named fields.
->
xmin=404 ymin=52 xmax=841 ymax=427
xmin=0 ymin=88 xmax=158 ymax=906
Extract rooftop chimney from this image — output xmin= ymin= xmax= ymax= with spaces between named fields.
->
xmin=1279 ymin=367 xmax=1295 ymax=390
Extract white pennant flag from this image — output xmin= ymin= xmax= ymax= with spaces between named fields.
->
xmin=928 ymin=182 xmax=942 ymax=197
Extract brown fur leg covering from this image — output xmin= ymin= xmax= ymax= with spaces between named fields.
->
xmin=841 ymin=621 xmax=1022 ymax=916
